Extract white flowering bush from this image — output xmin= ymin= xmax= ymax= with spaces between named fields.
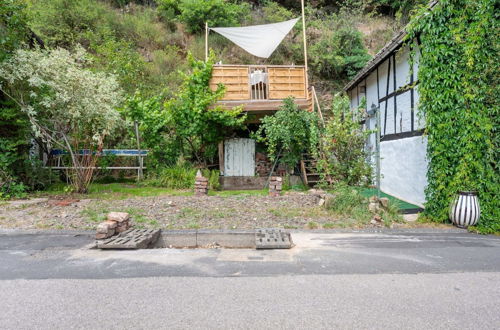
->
xmin=0 ymin=47 xmax=123 ymax=193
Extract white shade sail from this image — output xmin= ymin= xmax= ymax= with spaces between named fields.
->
xmin=210 ymin=18 xmax=299 ymax=59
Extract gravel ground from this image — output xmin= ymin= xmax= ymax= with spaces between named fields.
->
xmin=0 ymin=192 xmax=342 ymax=230
xmin=0 ymin=192 xmax=446 ymax=231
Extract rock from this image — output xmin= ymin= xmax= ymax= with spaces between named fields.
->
xmin=95 ymin=233 xmax=109 ymax=240
xmin=373 ymin=215 xmax=382 ymax=222
xmin=403 ymin=214 xmax=419 ymax=222
xmin=309 ymin=189 xmax=326 ymax=196
xmin=317 ymin=198 xmax=325 ymax=206
xmin=96 ymin=222 xmax=111 ymax=234
xmin=103 ymin=220 xmax=117 ymax=229
xmin=107 ymin=212 xmax=130 ymax=223
xmin=379 ymin=197 xmax=389 ymax=208
xmin=370 ymin=219 xmax=378 ymax=225
xmin=368 ymin=202 xmax=379 ymax=213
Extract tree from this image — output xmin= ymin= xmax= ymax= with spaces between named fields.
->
xmin=164 ymin=51 xmax=246 ymax=164
xmin=254 ymin=97 xmax=321 ymax=169
xmin=318 ymin=93 xmax=372 ymax=186
xmin=0 ymin=47 xmax=123 ymax=193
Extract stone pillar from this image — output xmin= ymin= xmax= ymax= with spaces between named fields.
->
xmin=195 ymin=170 xmax=209 ymax=196
xmin=269 ymin=176 xmax=283 ymax=197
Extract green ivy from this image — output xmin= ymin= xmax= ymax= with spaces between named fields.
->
xmin=406 ymin=0 xmax=499 ymax=233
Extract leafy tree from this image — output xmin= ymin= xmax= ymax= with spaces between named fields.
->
xmin=0 ymin=47 xmax=123 ymax=193
xmin=120 ymin=92 xmax=182 ymax=167
xmin=318 ymin=94 xmax=372 ymax=186
xmin=0 ymin=0 xmax=32 ymax=198
xmin=254 ymin=97 xmax=321 ymax=168
xmin=0 ymin=0 xmax=30 ymax=62
xmin=164 ymin=51 xmax=246 ymax=164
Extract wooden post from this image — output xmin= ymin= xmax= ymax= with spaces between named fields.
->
xmin=205 ymin=22 xmax=209 ymax=62
xmin=301 ymin=0 xmax=309 ymax=91
xmin=134 ymin=121 xmax=143 ymax=181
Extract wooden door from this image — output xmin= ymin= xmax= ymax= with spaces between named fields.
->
xmin=224 ymin=138 xmax=255 ymax=177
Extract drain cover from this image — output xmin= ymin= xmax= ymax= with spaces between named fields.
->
xmin=255 ymin=229 xmax=293 ymax=249
xmin=97 ymin=229 xmax=161 ymax=249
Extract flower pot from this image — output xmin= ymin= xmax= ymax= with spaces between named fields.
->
xmin=449 ymin=191 xmax=480 ymax=228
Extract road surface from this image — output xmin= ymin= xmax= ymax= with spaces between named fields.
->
xmin=0 ymin=229 xmax=499 ymax=329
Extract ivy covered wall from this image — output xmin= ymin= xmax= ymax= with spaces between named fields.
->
xmin=407 ymin=0 xmax=499 ymax=233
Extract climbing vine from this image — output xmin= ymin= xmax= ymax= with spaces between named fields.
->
xmin=406 ymin=0 xmax=499 ymax=233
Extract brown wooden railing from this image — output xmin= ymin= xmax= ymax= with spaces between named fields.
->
xmin=209 ymin=64 xmax=307 ymax=101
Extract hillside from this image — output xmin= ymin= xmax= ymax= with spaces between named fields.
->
xmin=24 ymin=0 xmax=412 ymax=102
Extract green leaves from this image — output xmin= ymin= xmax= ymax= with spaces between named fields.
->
xmin=406 ymin=0 xmax=499 ymax=233
xmin=318 ymin=94 xmax=372 ymax=186
xmin=163 ymin=51 xmax=246 ymax=164
xmin=253 ymin=97 xmax=321 ymax=169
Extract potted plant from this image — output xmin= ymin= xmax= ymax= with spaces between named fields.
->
xmin=449 ymin=191 xmax=480 ymax=228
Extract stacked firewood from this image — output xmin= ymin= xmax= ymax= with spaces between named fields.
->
xmin=95 ymin=212 xmax=131 ymax=239
xmin=255 ymin=152 xmax=272 ymax=177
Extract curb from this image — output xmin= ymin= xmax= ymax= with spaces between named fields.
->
xmin=156 ymin=230 xmax=256 ymax=248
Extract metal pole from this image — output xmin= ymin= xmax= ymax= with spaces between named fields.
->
xmin=301 ymin=0 xmax=309 ymax=91
xmin=134 ymin=121 xmax=143 ymax=181
xmin=376 ymin=106 xmax=381 ymax=199
xmin=205 ymin=22 xmax=209 ymax=62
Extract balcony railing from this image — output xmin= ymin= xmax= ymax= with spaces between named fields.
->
xmin=209 ymin=64 xmax=307 ymax=101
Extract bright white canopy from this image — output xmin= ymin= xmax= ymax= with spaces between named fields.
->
xmin=210 ymin=18 xmax=299 ymax=58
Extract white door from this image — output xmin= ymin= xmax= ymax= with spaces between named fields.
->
xmin=224 ymin=138 xmax=255 ymax=176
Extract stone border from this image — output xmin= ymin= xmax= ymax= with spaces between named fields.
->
xmin=155 ymin=229 xmax=256 ymax=249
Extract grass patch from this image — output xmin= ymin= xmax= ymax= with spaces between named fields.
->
xmin=38 ymin=183 xmax=192 ymax=200
xmin=81 ymin=203 xmax=109 ymax=223
xmin=307 ymin=221 xmax=319 ymax=229
xmin=325 ymin=184 xmax=403 ymax=226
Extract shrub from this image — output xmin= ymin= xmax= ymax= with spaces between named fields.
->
xmin=176 ymin=0 xmax=250 ymax=33
xmin=253 ymin=97 xmax=321 ymax=169
xmin=310 ymin=25 xmax=371 ymax=82
xmin=318 ymin=93 xmax=372 ymax=186
xmin=0 ymin=47 xmax=123 ymax=193
xmin=143 ymin=164 xmax=220 ymax=190
xmin=27 ymin=0 xmax=112 ymax=48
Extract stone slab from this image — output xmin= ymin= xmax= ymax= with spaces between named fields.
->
xmin=197 ymin=230 xmax=255 ymax=248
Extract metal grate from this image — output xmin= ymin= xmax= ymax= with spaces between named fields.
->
xmin=255 ymin=228 xmax=293 ymax=249
xmin=97 ymin=229 xmax=161 ymax=249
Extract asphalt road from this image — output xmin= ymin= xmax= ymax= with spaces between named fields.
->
xmin=1 ymin=229 xmax=499 ymax=329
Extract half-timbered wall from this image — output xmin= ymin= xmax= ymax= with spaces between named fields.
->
xmin=347 ymin=45 xmax=428 ymax=206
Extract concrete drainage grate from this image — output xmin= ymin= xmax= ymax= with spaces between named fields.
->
xmin=97 ymin=229 xmax=161 ymax=249
xmin=255 ymin=228 xmax=293 ymax=249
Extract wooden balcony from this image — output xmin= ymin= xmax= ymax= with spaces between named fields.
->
xmin=209 ymin=64 xmax=312 ymax=113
